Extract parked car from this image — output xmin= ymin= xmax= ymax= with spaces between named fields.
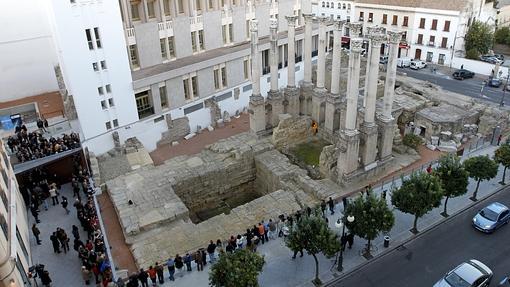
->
xmin=498 ymin=276 xmax=510 ymax=286
xmin=396 ymin=57 xmax=412 ymax=68
xmin=480 ymin=55 xmax=502 ymax=64
xmin=379 ymin=56 xmax=388 ymax=64
xmin=433 ymin=259 xmax=493 ymax=287
xmin=410 ymin=60 xmax=427 ymax=70
xmin=452 ymin=69 xmax=475 ymax=80
xmin=472 ymin=202 xmax=510 ymax=233
xmin=494 ymin=54 xmax=505 ymax=62
xmin=488 ymin=78 xmax=503 ymax=88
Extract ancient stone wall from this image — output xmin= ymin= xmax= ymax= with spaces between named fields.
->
xmin=272 ymin=114 xmax=314 ymax=149
xmin=157 ymin=115 xmax=190 ymax=146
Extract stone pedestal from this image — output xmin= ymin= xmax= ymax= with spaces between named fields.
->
xmin=324 ymin=94 xmax=340 ymax=134
xmin=267 ymin=90 xmax=284 ymax=128
xmin=249 ymin=94 xmax=266 ymax=135
xmin=284 ymin=87 xmax=300 ymax=116
xmin=312 ymin=88 xmax=326 ymax=124
xmin=300 ymin=82 xmax=314 ymax=116
xmin=377 ymin=117 xmax=396 ymax=161
xmin=338 ymin=130 xmax=360 ymax=178
xmin=360 ymin=123 xmax=379 ymax=167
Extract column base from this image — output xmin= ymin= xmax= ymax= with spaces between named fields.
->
xmin=360 ymin=122 xmax=379 ymax=167
xmin=249 ymin=94 xmax=266 ymax=134
xmin=324 ymin=93 xmax=342 ymax=135
xmin=337 ymin=129 xmax=360 ymax=180
xmin=284 ymin=86 xmax=300 ymax=116
xmin=267 ymin=90 xmax=284 ymax=129
xmin=312 ymin=88 xmax=327 ymax=124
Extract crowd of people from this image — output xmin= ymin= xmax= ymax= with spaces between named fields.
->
xmin=6 ymin=124 xmax=80 ymax=163
xmin=28 ymin=156 xmax=117 ymax=287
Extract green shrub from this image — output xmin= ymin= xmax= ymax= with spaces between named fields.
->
xmin=465 ymin=48 xmax=479 ymax=60
xmin=403 ymin=134 xmax=423 ymax=150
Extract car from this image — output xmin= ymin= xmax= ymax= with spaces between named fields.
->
xmin=498 ymin=276 xmax=510 ymax=286
xmin=379 ymin=56 xmax=388 ymax=64
xmin=480 ymin=55 xmax=502 ymax=64
xmin=410 ymin=60 xmax=427 ymax=70
xmin=434 ymin=259 xmax=493 ymax=287
xmin=472 ymin=202 xmax=510 ymax=233
xmin=488 ymin=78 xmax=503 ymax=88
xmin=397 ymin=57 xmax=412 ymax=68
xmin=494 ymin=54 xmax=505 ymax=62
xmin=453 ymin=69 xmax=475 ymax=80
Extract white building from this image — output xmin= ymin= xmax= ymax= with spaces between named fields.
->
xmin=312 ymin=0 xmax=355 ymax=22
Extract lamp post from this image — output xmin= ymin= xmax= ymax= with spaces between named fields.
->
xmin=335 ymin=215 xmax=355 ymax=271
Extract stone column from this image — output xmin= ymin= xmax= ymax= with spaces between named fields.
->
xmin=361 ymin=32 xmax=386 ymax=168
xmin=301 ymin=13 xmax=315 ymax=116
xmin=378 ymin=30 xmax=402 ymax=161
xmin=324 ymin=20 xmax=345 ymax=134
xmin=338 ymin=22 xmax=364 ymax=178
xmin=284 ymin=15 xmax=300 ymax=116
xmin=311 ymin=17 xmax=329 ymax=124
xmin=363 ymin=26 xmax=385 ymax=107
xmin=268 ymin=19 xmax=284 ymax=128
xmin=249 ymin=20 xmax=265 ymax=134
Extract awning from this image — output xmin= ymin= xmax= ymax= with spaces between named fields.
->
xmin=13 ymin=147 xmax=83 ymax=174
xmin=341 ymin=36 xmax=350 ymax=44
xmin=399 ymin=43 xmax=410 ymax=49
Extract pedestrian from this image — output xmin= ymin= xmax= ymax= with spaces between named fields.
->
xmin=72 ymin=177 xmax=81 ymax=199
xmin=461 ymin=64 xmax=464 ymax=70
xmin=41 ymin=270 xmax=52 ymax=287
xmin=183 ymin=252 xmax=192 ymax=271
xmin=174 ymin=254 xmax=183 ymax=276
xmin=498 ymin=134 xmax=502 ymax=145
xmin=147 ymin=266 xmax=157 ymax=286
xmin=166 ymin=257 xmax=175 ymax=281
xmin=128 ymin=272 xmax=139 ymax=287
xmin=50 ymin=232 xmax=60 ymax=253
xmin=320 ymin=200 xmax=326 ymax=215
xmin=56 ymin=227 xmax=69 ymax=253
xmin=155 ymin=262 xmax=164 ymax=284
xmin=382 ymin=190 xmax=387 ymax=200
xmin=207 ymin=240 xmax=217 ymax=263
xmin=236 ymin=234 xmax=245 ymax=249
xmin=342 ymin=197 xmax=348 ymax=210
xmin=194 ymin=250 xmax=203 ymax=271
xmin=49 ymin=183 xmax=59 ymax=205
xmin=200 ymin=248 xmax=207 ymax=266
xmin=341 ymin=233 xmax=348 ymax=251
xmin=262 ymin=220 xmax=269 ymax=242
xmin=347 ymin=233 xmax=354 ymax=249
xmin=426 ymin=164 xmax=432 ymax=174
xmin=257 ymin=223 xmax=265 ymax=244
xmin=81 ymin=266 xmax=92 ymax=285
xmin=292 ymin=248 xmax=304 ymax=259
xmin=327 ymin=197 xmax=335 ymax=215
xmin=31 ymin=205 xmax=40 ymax=223
xmin=32 ymin=223 xmax=42 ymax=245
xmin=216 ymin=238 xmax=222 ymax=248
xmin=268 ymin=219 xmax=276 ymax=239
xmin=137 ymin=268 xmax=149 ymax=287
xmin=61 ymin=196 xmax=70 ymax=214
xmin=72 ymin=224 xmax=80 ymax=239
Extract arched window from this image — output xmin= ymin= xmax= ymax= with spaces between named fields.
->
xmin=342 ymin=3 xmax=346 ymax=9
xmin=348 ymin=4 xmax=351 ymax=9
xmin=326 ymin=2 xmax=329 ymax=8
xmin=322 ymin=1 xmax=325 ymax=7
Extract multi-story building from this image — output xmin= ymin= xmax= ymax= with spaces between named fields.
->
xmin=0 ymin=140 xmax=32 ymax=287
xmin=313 ymin=0 xmax=355 ymax=22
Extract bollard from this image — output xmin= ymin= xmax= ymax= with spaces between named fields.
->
xmin=384 ymin=236 xmax=390 ymax=248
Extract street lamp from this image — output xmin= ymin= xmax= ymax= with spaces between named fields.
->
xmin=335 ymin=215 xmax=355 ymax=271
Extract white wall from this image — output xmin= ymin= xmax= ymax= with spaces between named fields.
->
xmin=452 ymin=57 xmax=509 ymax=78
xmin=0 ymin=0 xmax=59 ymax=101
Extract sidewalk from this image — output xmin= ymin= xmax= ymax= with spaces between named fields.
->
xmin=148 ymin=143 xmax=506 ymax=287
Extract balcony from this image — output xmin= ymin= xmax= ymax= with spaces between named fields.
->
xmin=189 ymin=15 xmax=203 ymax=25
xmin=126 ymin=27 xmax=135 ymax=38
xmin=158 ymin=20 xmax=173 ymax=31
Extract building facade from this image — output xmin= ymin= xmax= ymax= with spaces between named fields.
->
xmin=0 ymin=140 xmax=32 ymax=287
xmin=313 ymin=0 xmax=355 ymax=21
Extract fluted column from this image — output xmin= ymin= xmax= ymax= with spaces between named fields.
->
xmin=269 ymin=19 xmax=279 ymax=92
xmin=249 ymin=20 xmax=265 ymax=134
xmin=316 ymin=17 xmax=328 ymax=90
xmin=382 ymin=31 xmax=401 ymax=120
xmin=303 ymin=14 xmax=314 ymax=84
xmin=363 ymin=26 xmax=385 ymax=107
xmin=286 ymin=16 xmax=297 ymax=88
xmin=330 ymin=20 xmax=345 ymax=95
xmin=344 ymin=23 xmax=363 ymax=133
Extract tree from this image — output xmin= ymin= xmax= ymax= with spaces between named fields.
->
xmin=434 ymin=154 xmax=469 ymax=217
xmin=285 ymin=213 xmax=340 ymax=286
xmin=209 ymin=249 xmax=265 ymax=287
xmin=464 ymin=155 xmax=498 ymax=201
xmin=344 ymin=192 xmax=394 ymax=257
xmin=494 ymin=144 xmax=510 ymax=184
xmin=465 ymin=21 xmax=494 ymax=59
xmin=391 ymin=172 xmax=443 ymax=233
xmin=495 ymin=27 xmax=510 ymax=45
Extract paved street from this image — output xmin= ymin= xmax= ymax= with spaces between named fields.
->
xmin=401 ymin=67 xmax=508 ymax=105
xmin=330 ymin=185 xmax=510 ymax=287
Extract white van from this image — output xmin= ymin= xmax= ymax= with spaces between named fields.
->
xmin=397 ymin=57 xmax=412 ymax=68
xmin=410 ymin=60 xmax=427 ymax=70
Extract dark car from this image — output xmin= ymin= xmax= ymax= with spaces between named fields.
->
xmin=453 ymin=69 xmax=475 ymax=80
xmin=488 ymin=78 xmax=503 ymax=88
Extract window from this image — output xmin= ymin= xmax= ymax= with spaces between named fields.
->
xmin=70 ymin=0 xmax=76 ymax=3
xmin=368 ymin=13 xmax=373 ymax=22
xmin=16 ymin=228 xmax=29 ymax=260
xmin=403 ymin=16 xmax=408 ymax=27
xmin=246 ymin=20 xmax=250 ymax=39
xmin=199 ymin=30 xmax=205 ymax=50
xmin=113 ymin=119 xmax=119 ymax=127
xmin=159 ymin=86 xmax=168 ymax=108
xmin=93 ymin=62 xmax=99 ymax=71
xmin=183 ymin=78 xmax=190 ymax=100
xmin=108 ymin=98 xmax=115 ymax=107
xmin=101 ymin=100 xmax=107 ymax=110
xmin=243 ymin=58 xmax=250 ymax=80
xmin=431 ymin=19 xmax=438 ymax=30
xmin=191 ymin=75 xmax=198 ymax=98
xmin=382 ymin=14 xmax=387 ymax=24
xmin=392 ymin=15 xmax=398 ymax=25
xmin=165 ymin=37 xmax=175 ymax=59
xmin=444 ymin=20 xmax=451 ymax=32
xmin=359 ymin=11 xmax=364 ymax=21
xmin=441 ymin=37 xmax=448 ymax=48
xmin=85 ymin=29 xmax=93 ymax=50
xmin=100 ymin=60 xmax=107 ymax=70
xmin=221 ymin=66 xmax=227 ymax=87
xmin=105 ymin=121 xmax=112 ymax=130
xmin=106 ymin=84 xmax=112 ymax=93
xmin=164 ymin=0 xmax=171 ymax=16
xmin=98 ymin=87 xmax=104 ymax=95
xmin=342 ymin=3 xmax=346 ymax=9
xmin=214 ymin=69 xmax=220 ymax=90
xmin=228 ymin=24 xmax=233 ymax=43
xmin=419 ymin=18 xmax=425 ymax=28
xmin=135 ymin=91 xmax=154 ymax=118
xmin=195 ymin=0 xmax=201 ymax=11
xmin=426 ymin=51 xmax=433 ymax=62
xmin=438 ymin=54 xmax=445 ymax=65
xmin=160 ymin=38 xmax=167 ymax=59
xmin=338 ymin=3 xmax=341 ymax=9
xmin=129 ymin=45 xmax=139 ymax=68
xmin=429 ymin=35 xmax=435 ymax=46
xmin=208 ymin=0 xmax=214 ymax=9
xmin=131 ymin=2 xmax=140 ymax=20
xmin=147 ymin=1 xmax=156 ymax=18
xmin=322 ymin=1 xmax=325 ymax=7
xmin=417 ymin=34 xmax=423 ymax=45
xmin=191 ymin=31 xmax=197 ymax=52
xmin=402 ymin=31 xmax=407 ymax=40
xmin=177 ymin=0 xmax=184 ymax=14
xmin=222 ymin=25 xmax=228 ymax=44
xmin=94 ymin=27 xmax=102 ymax=48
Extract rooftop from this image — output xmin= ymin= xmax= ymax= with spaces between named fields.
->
xmin=355 ymin=0 xmax=466 ymax=11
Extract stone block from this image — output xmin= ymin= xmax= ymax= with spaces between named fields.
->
xmin=171 ymin=141 xmax=179 ymax=146
xmin=184 ymin=133 xmax=196 ymax=140
xmin=207 ymin=125 xmax=214 ymax=132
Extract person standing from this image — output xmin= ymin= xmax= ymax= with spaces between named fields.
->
xmin=207 ymin=240 xmax=217 ymax=263
xmin=31 ymin=204 xmax=40 ymax=223
xmin=40 ymin=270 xmax=52 ymax=287
xmin=147 ymin=266 xmax=157 ymax=286
xmin=166 ymin=257 xmax=175 ymax=281
xmin=50 ymin=232 xmax=60 ymax=253
xmin=268 ymin=219 xmax=276 ymax=240
xmin=327 ymin=197 xmax=335 ymax=215
xmin=320 ymin=200 xmax=327 ymax=215
xmin=347 ymin=232 xmax=354 ymax=249
xmin=138 ymin=268 xmax=149 ymax=287
xmin=32 ymin=224 xmax=42 ymax=245
xmin=155 ymin=262 xmax=164 ymax=284
xmin=194 ymin=250 xmax=203 ymax=271
xmin=174 ymin=254 xmax=183 ymax=276
xmin=61 ymin=196 xmax=70 ymax=214
xmin=292 ymin=248 xmax=304 ymax=259
xmin=49 ymin=184 xmax=59 ymax=205
xmin=81 ymin=266 xmax=92 ymax=285
xmin=257 ymin=223 xmax=265 ymax=244
xmin=183 ymin=253 xmax=192 ymax=271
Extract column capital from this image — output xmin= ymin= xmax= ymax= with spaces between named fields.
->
xmin=347 ymin=22 xmax=363 ymax=36
xmin=387 ymin=30 xmax=403 ymax=44
xmin=333 ymin=20 xmax=347 ymax=31
xmin=366 ymin=26 xmax=386 ymax=35
xmin=250 ymin=19 xmax=258 ymax=32
xmin=317 ymin=16 xmax=330 ymax=25
xmin=270 ymin=18 xmax=278 ymax=30
xmin=285 ymin=15 xmax=298 ymax=26
xmin=351 ymin=39 xmax=364 ymax=53
xmin=303 ymin=13 xmax=314 ymax=22
xmin=369 ymin=33 xmax=387 ymax=47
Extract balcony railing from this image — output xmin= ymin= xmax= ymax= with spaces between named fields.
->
xmin=158 ymin=20 xmax=173 ymax=31
xmin=190 ymin=15 xmax=203 ymax=25
xmin=126 ymin=27 xmax=135 ymax=37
